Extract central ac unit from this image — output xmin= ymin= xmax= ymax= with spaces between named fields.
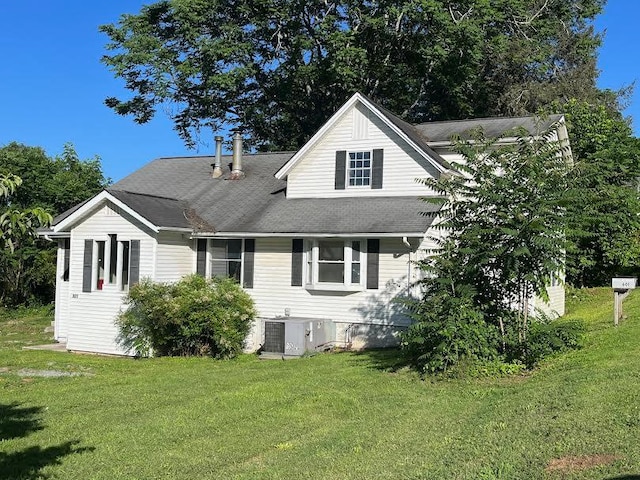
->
xmin=262 ymin=318 xmax=334 ymax=357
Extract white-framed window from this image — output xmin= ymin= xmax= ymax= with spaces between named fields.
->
xmin=210 ymin=239 xmax=243 ymax=283
xmin=61 ymin=238 xmax=70 ymax=282
xmin=92 ymin=236 xmax=133 ymax=291
xmin=119 ymin=240 xmax=131 ymax=291
xmin=304 ymin=239 xmax=365 ymax=287
xmin=95 ymin=240 xmax=106 ymax=290
xmin=84 ymin=236 xmax=138 ymax=293
xmin=347 ymin=151 xmax=371 ymax=187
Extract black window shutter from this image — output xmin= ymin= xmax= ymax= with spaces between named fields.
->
xmin=130 ymin=240 xmax=140 ymax=286
xmin=291 ymin=239 xmax=303 ymax=286
xmin=243 ymin=239 xmax=255 ymax=288
xmin=196 ymin=239 xmax=207 ymax=277
xmin=335 ymin=150 xmax=346 ymax=190
xmin=82 ymin=239 xmax=93 ymax=292
xmin=62 ymin=238 xmax=70 ymax=282
xmin=372 ymin=149 xmax=384 ymax=189
xmin=366 ymin=239 xmax=380 ymax=289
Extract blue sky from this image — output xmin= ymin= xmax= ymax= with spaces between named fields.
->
xmin=0 ymin=1 xmax=638 ymax=183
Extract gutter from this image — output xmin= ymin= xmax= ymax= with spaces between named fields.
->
xmin=190 ymin=232 xmax=427 ymax=239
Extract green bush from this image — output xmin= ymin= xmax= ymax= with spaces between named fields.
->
xmin=520 ymin=318 xmax=586 ymax=367
xmin=401 ymin=291 xmax=500 ymax=373
xmin=116 ymin=274 xmax=256 ymax=358
xmin=446 ymin=358 xmax=526 ymax=379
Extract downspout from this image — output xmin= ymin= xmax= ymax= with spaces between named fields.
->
xmin=402 ymin=237 xmax=411 ymax=296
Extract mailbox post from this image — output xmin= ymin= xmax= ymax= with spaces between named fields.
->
xmin=612 ymin=277 xmax=637 ymax=326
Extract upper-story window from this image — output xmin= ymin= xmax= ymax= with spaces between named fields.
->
xmin=348 ymin=151 xmax=371 ymax=187
xmin=335 ymin=149 xmax=382 ymax=191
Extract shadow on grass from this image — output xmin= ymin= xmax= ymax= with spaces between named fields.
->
xmin=348 ymin=348 xmax=412 ymax=373
xmin=0 ymin=403 xmax=44 ymax=441
xmin=0 ymin=403 xmax=94 ymax=479
xmin=606 ymin=476 xmax=640 ymax=479
xmin=0 ymin=440 xmax=94 ymax=480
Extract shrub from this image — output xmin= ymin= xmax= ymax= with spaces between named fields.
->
xmin=447 ymin=358 xmax=527 ymax=379
xmin=401 ymin=291 xmax=500 ymax=373
xmin=520 ymin=318 xmax=586 ymax=367
xmin=116 ymin=274 xmax=256 ymax=358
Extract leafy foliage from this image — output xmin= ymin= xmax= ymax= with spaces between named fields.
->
xmin=402 ymin=285 xmax=498 ymax=373
xmin=101 ymin=0 xmax=605 ymax=150
xmin=519 ymin=318 xmax=586 ymax=368
xmin=117 ymin=274 xmax=256 ymax=358
xmin=0 ymin=143 xmax=108 ymax=306
xmin=0 ymin=175 xmax=51 ymax=253
xmin=0 ymin=174 xmax=52 ymax=307
xmin=403 ymin=124 xmax=576 ymax=372
xmin=561 ymin=100 xmax=640 ymax=286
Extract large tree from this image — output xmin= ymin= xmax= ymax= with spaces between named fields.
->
xmin=0 ymin=143 xmax=109 ymax=306
xmin=403 ymin=124 xmax=573 ymax=371
xmin=101 ymin=0 xmax=605 ymax=150
xmin=562 ymin=100 xmax=640 ymax=286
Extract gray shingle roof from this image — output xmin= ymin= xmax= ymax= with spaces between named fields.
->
xmin=104 ymin=153 xmax=440 ymax=234
xmin=51 ymin=99 xmax=559 ymax=236
xmin=414 ymin=114 xmax=564 ymax=142
xmin=364 ymin=96 xmax=452 ymax=173
xmin=107 ymin=190 xmax=191 ymax=229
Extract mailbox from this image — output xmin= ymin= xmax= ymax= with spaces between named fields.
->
xmin=612 ymin=277 xmax=637 ymax=290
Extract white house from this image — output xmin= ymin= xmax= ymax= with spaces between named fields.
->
xmin=41 ymin=93 xmax=568 ymax=356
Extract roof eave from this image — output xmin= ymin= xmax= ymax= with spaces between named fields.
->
xmin=52 ymin=190 xmax=160 ymax=234
xmin=190 ymin=231 xmax=429 ymax=238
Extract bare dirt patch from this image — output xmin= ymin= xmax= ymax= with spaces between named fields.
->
xmin=0 ymin=367 xmax=94 ymax=378
xmin=546 ymin=454 xmax=620 ymax=473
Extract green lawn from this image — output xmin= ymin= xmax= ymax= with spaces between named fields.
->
xmin=1 ymin=290 xmax=640 ymax=479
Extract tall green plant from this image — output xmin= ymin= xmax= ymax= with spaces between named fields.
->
xmin=405 ymin=122 xmax=572 ymax=371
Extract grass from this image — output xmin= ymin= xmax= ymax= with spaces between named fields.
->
xmin=1 ymin=291 xmax=640 ymax=479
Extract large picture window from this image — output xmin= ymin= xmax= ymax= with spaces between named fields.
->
xmin=305 ymin=239 xmax=364 ymax=287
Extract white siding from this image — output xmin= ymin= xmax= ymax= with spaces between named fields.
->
xmin=247 ymin=235 xmax=432 ymax=349
xmin=155 ymin=231 xmax=194 ymax=282
xmin=65 ymin=202 xmax=156 ymax=355
xmin=286 ymin=103 xmax=439 ymax=198
xmin=532 ymin=285 xmax=566 ymax=318
xmin=53 ymin=240 xmax=70 ymax=342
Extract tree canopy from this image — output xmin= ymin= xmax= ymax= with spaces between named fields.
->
xmin=101 ymin=0 xmax=606 ymax=150
xmin=562 ymin=100 xmax=640 ymax=286
xmin=0 ymin=174 xmax=51 ymax=253
xmin=0 ymin=143 xmax=109 ymax=306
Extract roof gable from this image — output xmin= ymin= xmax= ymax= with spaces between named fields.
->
xmin=52 ymin=190 xmax=163 ymax=233
xmin=274 ymin=93 xmax=450 ymax=180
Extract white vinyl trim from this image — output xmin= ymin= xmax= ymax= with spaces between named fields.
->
xmin=53 ymin=191 xmax=160 ymax=233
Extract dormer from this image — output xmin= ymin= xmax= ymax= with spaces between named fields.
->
xmin=275 ymin=93 xmax=450 ymax=199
